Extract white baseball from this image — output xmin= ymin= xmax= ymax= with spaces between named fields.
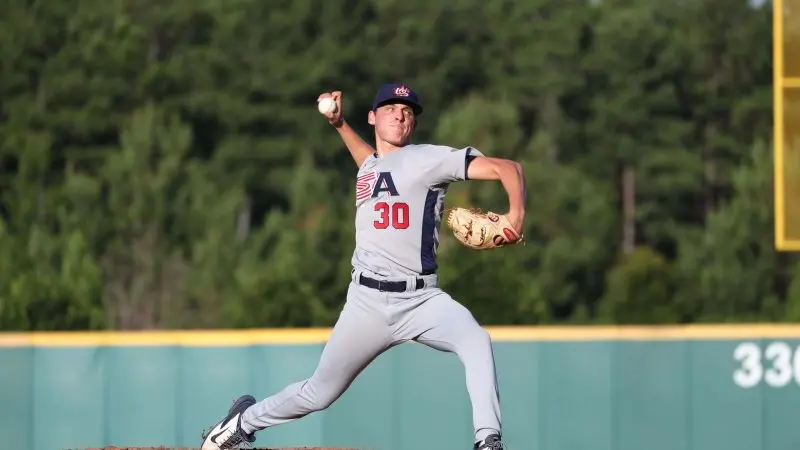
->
xmin=318 ymin=97 xmax=337 ymax=115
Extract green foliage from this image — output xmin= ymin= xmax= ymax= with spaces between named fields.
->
xmin=598 ymin=246 xmax=677 ymax=324
xmin=0 ymin=0 xmax=793 ymax=330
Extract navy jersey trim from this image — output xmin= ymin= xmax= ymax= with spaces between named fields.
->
xmin=464 ymin=153 xmax=477 ymax=180
xmin=420 ymin=189 xmax=439 ymax=274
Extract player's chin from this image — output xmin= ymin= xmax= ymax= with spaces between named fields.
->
xmin=384 ymin=130 xmax=410 ymax=146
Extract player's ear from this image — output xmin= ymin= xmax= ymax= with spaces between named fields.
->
xmin=368 ymin=110 xmax=376 ymax=125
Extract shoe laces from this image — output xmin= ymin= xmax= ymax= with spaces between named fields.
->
xmin=219 ymin=428 xmax=254 ymax=450
xmin=478 ymin=437 xmax=507 ymax=450
xmin=200 ymin=423 xmax=254 ymax=450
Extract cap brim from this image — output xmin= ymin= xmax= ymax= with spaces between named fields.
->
xmin=374 ymin=98 xmax=423 ymax=115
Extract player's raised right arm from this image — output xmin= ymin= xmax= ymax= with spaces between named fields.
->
xmin=333 ymin=120 xmax=374 ymax=168
xmin=318 ymin=91 xmax=374 ymax=168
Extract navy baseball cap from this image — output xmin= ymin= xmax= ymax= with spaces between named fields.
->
xmin=372 ymin=83 xmax=423 ymax=115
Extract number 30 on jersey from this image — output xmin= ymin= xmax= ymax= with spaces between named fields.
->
xmin=357 ymin=171 xmax=409 ymax=230
xmin=374 ymin=202 xmax=409 ymax=229
xmin=733 ymin=341 xmax=800 ymax=388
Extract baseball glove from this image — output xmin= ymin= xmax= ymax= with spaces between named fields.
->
xmin=445 ymin=207 xmax=523 ymax=250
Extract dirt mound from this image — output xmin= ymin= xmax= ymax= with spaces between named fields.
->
xmin=78 ymin=447 xmax=358 ymax=450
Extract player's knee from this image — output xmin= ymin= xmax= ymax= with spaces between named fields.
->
xmin=470 ymin=328 xmax=495 ymax=356
xmin=312 ymin=388 xmax=340 ymax=411
xmin=474 ymin=328 xmax=492 ymax=349
xmin=459 ymin=327 xmax=493 ymax=356
xmin=303 ymin=377 xmax=344 ymax=412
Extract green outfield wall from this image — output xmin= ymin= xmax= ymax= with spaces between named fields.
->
xmin=2 ymin=326 xmax=800 ymax=450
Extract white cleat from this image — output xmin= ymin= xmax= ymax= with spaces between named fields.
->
xmin=200 ymin=394 xmax=257 ymax=450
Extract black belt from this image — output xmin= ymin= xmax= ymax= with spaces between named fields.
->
xmin=358 ymin=274 xmax=424 ymax=292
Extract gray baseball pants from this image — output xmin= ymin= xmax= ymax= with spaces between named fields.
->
xmin=239 ymin=269 xmax=502 ymax=443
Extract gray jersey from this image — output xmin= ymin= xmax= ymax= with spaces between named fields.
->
xmin=350 ymin=144 xmax=484 ymax=277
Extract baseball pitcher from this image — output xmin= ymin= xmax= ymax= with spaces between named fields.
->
xmin=201 ymin=83 xmax=526 ymax=450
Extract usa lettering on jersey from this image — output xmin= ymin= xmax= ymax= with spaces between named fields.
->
xmin=355 ymin=171 xmax=378 ymax=203
xmin=354 ymin=170 xmax=408 ymax=230
xmin=355 ymin=171 xmax=399 ymax=205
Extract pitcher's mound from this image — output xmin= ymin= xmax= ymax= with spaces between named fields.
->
xmin=80 ymin=447 xmax=358 ymax=450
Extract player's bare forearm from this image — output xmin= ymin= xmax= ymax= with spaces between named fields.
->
xmin=334 ymin=119 xmax=375 ymax=168
xmin=467 ymin=156 xmax=527 ymax=231
xmin=496 ymin=160 xmax=526 ymax=219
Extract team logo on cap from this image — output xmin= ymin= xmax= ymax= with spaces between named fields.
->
xmin=394 ymin=86 xmax=411 ymax=97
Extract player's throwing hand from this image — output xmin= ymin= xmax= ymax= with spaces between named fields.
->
xmin=317 ymin=91 xmax=343 ymax=127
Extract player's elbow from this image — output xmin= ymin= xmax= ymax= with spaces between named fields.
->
xmin=498 ymin=158 xmax=523 ymax=180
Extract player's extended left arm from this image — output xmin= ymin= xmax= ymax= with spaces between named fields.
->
xmin=466 ymin=156 xmax=527 ymax=232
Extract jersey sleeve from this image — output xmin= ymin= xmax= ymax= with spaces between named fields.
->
xmin=420 ymin=145 xmax=485 ymax=186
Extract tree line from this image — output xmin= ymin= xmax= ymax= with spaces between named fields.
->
xmin=1 ymin=0 xmax=794 ymax=331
